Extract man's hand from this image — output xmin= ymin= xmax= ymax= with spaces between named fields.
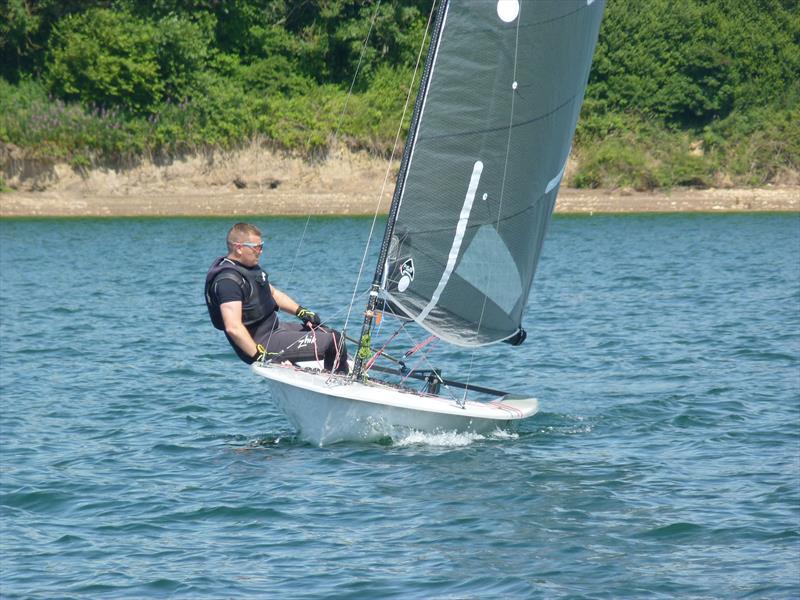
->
xmin=296 ymin=306 xmax=321 ymax=327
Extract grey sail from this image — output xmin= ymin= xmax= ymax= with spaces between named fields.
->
xmin=380 ymin=0 xmax=605 ymax=347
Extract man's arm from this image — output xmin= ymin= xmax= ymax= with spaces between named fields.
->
xmin=270 ymin=285 xmax=300 ymax=315
xmin=271 ymin=285 xmax=321 ymax=327
xmin=220 ymin=301 xmax=259 ymax=358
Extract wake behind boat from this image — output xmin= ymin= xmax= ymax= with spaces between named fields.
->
xmin=252 ymin=0 xmax=606 ymax=445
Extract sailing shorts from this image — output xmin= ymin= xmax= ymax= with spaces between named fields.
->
xmin=256 ymin=320 xmax=348 ymax=373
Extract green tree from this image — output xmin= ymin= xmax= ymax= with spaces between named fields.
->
xmin=588 ymin=0 xmax=800 ymax=127
xmin=46 ymin=8 xmax=164 ymax=112
xmin=0 ymin=0 xmax=110 ymax=81
xmin=45 ymin=7 xmax=211 ymax=113
xmin=152 ymin=13 xmax=213 ymax=101
xmin=0 ymin=0 xmax=41 ymax=79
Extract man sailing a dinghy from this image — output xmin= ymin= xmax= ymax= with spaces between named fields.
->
xmin=205 ymin=222 xmax=348 ymax=373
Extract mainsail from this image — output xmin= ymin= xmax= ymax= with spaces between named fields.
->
xmin=378 ymin=0 xmax=605 ymax=347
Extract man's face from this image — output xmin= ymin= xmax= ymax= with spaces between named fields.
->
xmin=233 ymin=234 xmax=263 ymax=267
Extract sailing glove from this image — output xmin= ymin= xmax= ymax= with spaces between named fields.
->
xmin=296 ymin=306 xmax=321 ymax=327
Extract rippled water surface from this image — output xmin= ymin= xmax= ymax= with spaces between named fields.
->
xmin=1 ymin=214 xmax=799 ymax=598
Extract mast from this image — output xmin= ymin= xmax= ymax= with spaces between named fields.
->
xmin=351 ymin=0 xmax=449 ymax=379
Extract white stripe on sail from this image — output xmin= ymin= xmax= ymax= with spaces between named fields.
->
xmin=545 ymin=157 xmax=568 ymax=194
xmin=418 ymin=160 xmax=484 ymax=323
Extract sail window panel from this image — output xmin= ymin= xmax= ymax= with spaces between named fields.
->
xmin=384 ymin=272 xmax=517 ymax=347
xmin=423 ymin=273 xmax=517 ymax=346
xmin=455 ymin=224 xmax=522 ymax=315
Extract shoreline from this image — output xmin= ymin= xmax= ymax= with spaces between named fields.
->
xmin=1 ymin=186 xmax=797 ymax=217
xmin=2 ymin=147 xmax=797 ymax=217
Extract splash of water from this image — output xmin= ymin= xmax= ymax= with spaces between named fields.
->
xmin=394 ymin=428 xmax=518 ymax=447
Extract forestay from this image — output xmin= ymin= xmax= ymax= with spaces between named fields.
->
xmin=380 ymin=0 xmax=605 ymax=347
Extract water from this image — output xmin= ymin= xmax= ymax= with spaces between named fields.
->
xmin=1 ymin=214 xmax=798 ymax=598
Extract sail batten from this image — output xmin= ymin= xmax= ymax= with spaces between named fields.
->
xmin=380 ymin=0 xmax=605 ymax=347
xmin=417 ymin=94 xmax=579 ymax=142
xmin=546 ymin=159 xmax=569 ymax=194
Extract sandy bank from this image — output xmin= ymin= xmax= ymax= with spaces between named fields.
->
xmin=2 ymin=145 xmax=797 ymax=216
xmin=2 ymin=186 xmax=798 ymax=218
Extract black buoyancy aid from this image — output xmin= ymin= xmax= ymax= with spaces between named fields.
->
xmin=204 ymin=257 xmax=277 ymax=330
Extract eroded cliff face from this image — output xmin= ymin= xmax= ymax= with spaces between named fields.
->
xmin=1 ymin=142 xmax=398 ymax=197
xmin=1 ymin=142 xmax=797 ymax=217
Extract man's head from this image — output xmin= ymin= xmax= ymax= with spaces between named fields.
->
xmin=226 ymin=222 xmax=263 ymax=267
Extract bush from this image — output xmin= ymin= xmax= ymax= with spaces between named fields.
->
xmin=573 ymin=136 xmax=657 ymax=190
xmin=0 ymin=0 xmax=42 ymax=81
xmin=154 ymin=70 xmax=264 ymax=152
xmin=239 ymin=55 xmax=314 ymax=97
xmin=340 ymin=65 xmax=417 ymax=155
xmin=0 ymin=77 xmax=149 ymax=162
xmin=703 ymin=102 xmax=800 ymax=185
xmin=572 ymin=100 xmax=800 ymax=189
xmin=1 ymin=0 xmax=795 ymax=187
xmin=46 ymin=9 xmax=164 ymax=113
xmin=589 ymin=0 xmax=800 ymax=128
xmin=45 ymin=8 xmax=212 ymax=114
xmin=262 ymin=85 xmax=348 ymax=158
xmin=153 ymin=13 xmax=213 ymax=102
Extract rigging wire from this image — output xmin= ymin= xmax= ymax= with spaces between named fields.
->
xmin=396 ymin=326 xmax=458 ymax=401
xmin=364 ymin=323 xmax=406 ymax=371
xmin=264 ymin=1 xmax=385 ymax=356
xmin=331 ymin=1 xmax=383 ymax=143
xmin=339 ymin=0 xmax=440 ymax=353
xmin=287 ymin=0 xmax=384 ymax=278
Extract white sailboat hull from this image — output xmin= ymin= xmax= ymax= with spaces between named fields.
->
xmin=251 ymin=362 xmax=539 ymax=446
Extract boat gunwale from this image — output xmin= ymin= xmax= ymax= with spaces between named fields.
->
xmin=250 ymin=362 xmax=536 ymax=421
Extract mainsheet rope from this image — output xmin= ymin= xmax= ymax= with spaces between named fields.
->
xmin=364 ymin=323 xmax=406 ymax=371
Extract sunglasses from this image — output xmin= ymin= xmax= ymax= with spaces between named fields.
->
xmin=237 ymin=241 xmax=264 ymax=250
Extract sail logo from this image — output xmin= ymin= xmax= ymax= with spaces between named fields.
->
xmin=398 ymin=258 xmax=415 ymax=292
